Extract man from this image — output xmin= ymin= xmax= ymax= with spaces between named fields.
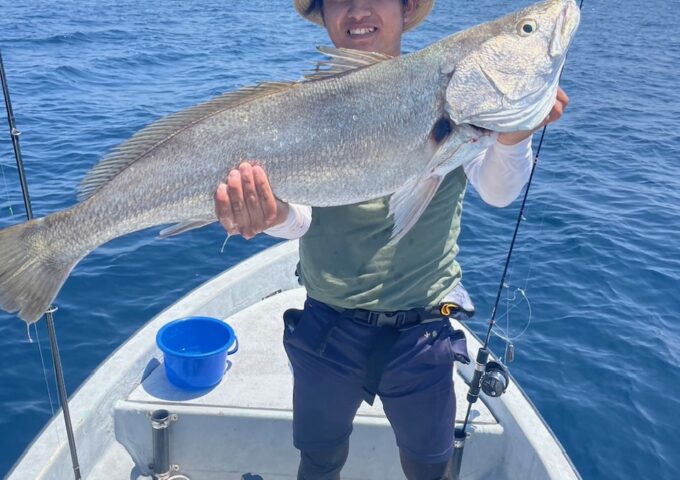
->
xmin=215 ymin=1 xmax=568 ymax=479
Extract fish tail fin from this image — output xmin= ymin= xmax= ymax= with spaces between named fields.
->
xmin=0 ymin=218 xmax=77 ymax=324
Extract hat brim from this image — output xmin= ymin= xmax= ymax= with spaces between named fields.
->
xmin=294 ymin=0 xmax=434 ymax=32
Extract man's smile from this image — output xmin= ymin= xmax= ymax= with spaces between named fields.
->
xmin=348 ymin=26 xmax=377 ymax=36
xmin=346 ymin=23 xmax=379 ymax=40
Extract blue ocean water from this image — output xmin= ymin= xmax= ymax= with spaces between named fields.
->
xmin=0 ymin=0 xmax=678 ymax=478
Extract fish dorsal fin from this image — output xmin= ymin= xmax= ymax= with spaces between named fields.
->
xmin=304 ymin=46 xmax=392 ymax=81
xmin=77 ymin=81 xmax=296 ymax=201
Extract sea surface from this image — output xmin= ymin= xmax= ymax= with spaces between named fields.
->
xmin=0 ymin=0 xmax=678 ymax=478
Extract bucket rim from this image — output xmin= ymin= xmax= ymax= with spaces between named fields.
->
xmin=156 ymin=316 xmax=236 ymax=358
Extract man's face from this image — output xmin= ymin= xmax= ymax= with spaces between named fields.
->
xmin=321 ymin=0 xmax=416 ymax=57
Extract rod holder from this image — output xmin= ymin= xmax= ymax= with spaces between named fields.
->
xmin=451 ymin=427 xmax=468 ymax=479
xmin=151 ymin=409 xmax=171 ymax=478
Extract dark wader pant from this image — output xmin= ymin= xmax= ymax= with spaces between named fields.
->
xmin=282 ymin=293 xmax=472 ymax=480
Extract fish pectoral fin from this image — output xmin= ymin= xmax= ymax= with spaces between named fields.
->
xmin=158 ymin=219 xmax=216 ymax=238
xmin=388 ymin=175 xmax=444 ymax=243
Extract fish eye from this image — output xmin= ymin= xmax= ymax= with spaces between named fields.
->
xmin=517 ymin=19 xmax=538 ymax=36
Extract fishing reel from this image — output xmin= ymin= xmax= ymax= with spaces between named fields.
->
xmin=466 ymin=348 xmax=510 ymax=404
xmin=480 ymin=360 xmax=510 ymax=398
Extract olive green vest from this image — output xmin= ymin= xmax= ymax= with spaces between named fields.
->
xmin=298 ymin=167 xmax=467 ymax=311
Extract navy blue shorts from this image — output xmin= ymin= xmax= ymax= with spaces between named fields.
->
xmin=282 ymin=297 xmax=470 ymax=464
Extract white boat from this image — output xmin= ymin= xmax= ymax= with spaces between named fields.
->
xmin=7 ymin=241 xmax=581 ymax=480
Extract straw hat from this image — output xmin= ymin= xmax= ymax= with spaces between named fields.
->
xmin=293 ymin=0 xmax=434 ymax=32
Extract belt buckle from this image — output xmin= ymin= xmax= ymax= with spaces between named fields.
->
xmin=373 ymin=311 xmax=406 ymax=328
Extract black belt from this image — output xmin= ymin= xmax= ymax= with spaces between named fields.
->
xmin=342 ymin=301 xmax=471 ymax=329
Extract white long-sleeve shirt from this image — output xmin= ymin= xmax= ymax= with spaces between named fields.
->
xmin=264 ymin=136 xmax=533 ymax=239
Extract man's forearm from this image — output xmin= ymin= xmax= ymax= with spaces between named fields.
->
xmin=464 ymin=136 xmax=533 ymax=207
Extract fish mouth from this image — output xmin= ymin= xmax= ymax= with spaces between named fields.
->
xmin=467 ymin=124 xmax=495 ymax=137
xmin=474 ymin=76 xmax=561 ymax=133
xmin=460 ymin=123 xmax=498 ymax=147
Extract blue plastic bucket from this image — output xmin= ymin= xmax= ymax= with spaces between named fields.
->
xmin=156 ymin=316 xmax=238 ymax=390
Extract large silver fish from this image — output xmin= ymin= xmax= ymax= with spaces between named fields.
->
xmin=0 ymin=0 xmax=579 ymax=323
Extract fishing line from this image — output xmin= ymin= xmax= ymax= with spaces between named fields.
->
xmin=493 ymin=184 xmax=554 ymax=352
xmin=0 ymin=159 xmax=14 ymax=216
xmin=33 ymin=323 xmax=58 ymax=417
xmin=220 ymin=232 xmax=231 ymax=253
xmin=492 ymin=160 xmax=559 ymax=359
xmin=33 ymin=322 xmax=64 ymax=446
xmin=481 ymin=123 xmax=551 ymax=351
xmin=493 ymin=286 xmax=532 ymax=339
xmin=494 ymin=287 xmax=533 ymax=363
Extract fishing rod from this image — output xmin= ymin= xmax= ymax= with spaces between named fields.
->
xmin=452 ymin=0 xmax=585 ymax=476
xmin=0 ymin=50 xmax=82 ymax=480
